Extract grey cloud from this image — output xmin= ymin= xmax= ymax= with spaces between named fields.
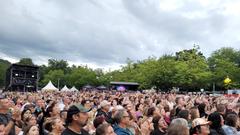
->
xmin=0 ymin=0 xmax=239 ymax=68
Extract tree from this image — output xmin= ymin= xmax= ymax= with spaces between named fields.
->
xmin=17 ymin=58 xmax=34 ymax=66
xmin=38 ymin=65 xmax=49 ymax=87
xmin=175 ymin=47 xmax=212 ymax=91
xmin=94 ymin=68 xmax=110 ymax=86
xmin=0 ymin=59 xmax=11 ymax=87
xmin=47 ymin=59 xmax=70 ymax=73
xmin=208 ymin=47 xmax=240 ymax=66
xmin=41 ymin=69 xmax=65 ymax=88
xmin=67 ymin=67 xmax=98 ymax=88
xmin=135 ymin=57 xmax=158 ymax=89
xmin=1 ymin=47 xmax=239 ymax=92
xmin=208 ymin=47 xmax=240 ymax=90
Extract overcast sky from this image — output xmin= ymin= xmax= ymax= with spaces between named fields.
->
xmin=0 ymin=0 xmax=240 ymax=70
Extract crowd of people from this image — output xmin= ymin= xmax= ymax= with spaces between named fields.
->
xmin=0 ymin=90 xmax=240 ymax=135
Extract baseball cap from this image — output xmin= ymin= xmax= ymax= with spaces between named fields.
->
xmin=65 ymin=104 xmax=91 ymax=125
xmin=67 ymin=104 xmax=91 ymax=115
xmin=192 ymin=118 xmax=210 ymax=128
xmin=100 ymin=100 xmax=111 ymax=108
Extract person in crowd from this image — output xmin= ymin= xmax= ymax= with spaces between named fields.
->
xmin=147 ymin=107 xmax=161 ymax=118
xmin=135 ymin=103 xmax=144 ymax=119
xmin=35 ymin=98 xmax=45 ymax=111
xmin=61 ymin=104 xmax=91 ymax=135
xmin=34 ymin=98 xmax=45 ymax=119
xmin=0 ymin=95 xmax=21 ymax=135
xmin=137 ymin=106 xmax=160 ymax=134
xmin=175 ymin=97 xmax=186 ymax=116
xmin=4 ymin=89 xmax=240 ymax=135
xmin=96 ymin=123 xmax=116 ymax=135
xmin=163 ymin=104 xmax=171 ymax=125
xmin=93 ymin=116 xmax=106 ymax=129
xmin=81 ymin=100 xmax=93 ymax=110
xmin=60 ymin=110 xmax=68 ymax=124
xmin=24 ymin=103 xmax=36 ymax=114
xmin=82 ymin=100 xmax=95 ymax=134
xmin=190 ymin=118 xmax=210 ymax=135
xmin=216 ymin=104 xmax=226 ymax=117
xmin=190 ymin=107 xmax=200 ymax=120
xmin=166 ymin=95 xmax=175 ymax=110
xmin=0 ymin=121 xmax=5 ymax=135
xmin=123 ymin=103 xmax=138 ymax=135
xmin=44 ymin=117 xmax=65 ymax=135
xmin=222 ymin=113 xmax=240 ymax=135
xmin=167 ymin=124 xmax=189 ymax=135
xmin=21 ymin=94 xmax=34 ymax=109
xmin=96 ymin=100 xmax=113 ymax=124
xmin=170 ymin=118 xmax=188 ymax=128
xmin=151 ymin=115 xmax=168 ymax=135
xmin=25 ymin=114 xmax=37 ymax=126
xmin=45 ymin=101 xmax=61 ymax=118
xmin=15 ymin=97 xmax=24 ymax=110
xmin=178 ymin=109 xmax=191 ymax=122
xmin=23 ymin=125 xmax=39 ymax=135
xmin=198 ymin=103 xmax=208 ymax=118
xmin=59 ymin=96 xmax=71 ymax=111
xmin=208 ymin=112 xmax=226 ymax=135
xmin=21 ymin=109 xmax=32 ymax=122
xmin=113 ymin=109 xmax=133 ymax=135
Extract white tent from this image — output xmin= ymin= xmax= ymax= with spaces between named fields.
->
xmin=42 ymin=81 xmax=58 ymax=91
xmin=70 ymin=86 xmax=78 ymax=92
xmin=61 ymin=85 xmax=70 ymax=91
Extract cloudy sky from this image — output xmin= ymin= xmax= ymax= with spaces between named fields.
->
xmin=0 ymin=0 xmax=240 ymax=70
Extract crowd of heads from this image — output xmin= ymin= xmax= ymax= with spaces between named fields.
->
xmin=0 ymin=90 xmax=240 ymax=135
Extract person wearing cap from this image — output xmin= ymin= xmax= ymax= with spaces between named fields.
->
xmin=61 ymin=104 xmax=91 ymax=135
xmin=190 ymin=118 xmax=210 ymax=135
xmin=96 ymin=100 xmax=113 ymax=124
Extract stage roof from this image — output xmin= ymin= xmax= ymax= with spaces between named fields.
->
xmin=110 ymin=81 xmax=139 ymax=85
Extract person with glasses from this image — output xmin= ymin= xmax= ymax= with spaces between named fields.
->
xmin=113 ymin=109 xmax=133 ymax=135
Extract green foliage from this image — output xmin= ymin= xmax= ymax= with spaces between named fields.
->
xmin=1 ymin=46 xmax=240 ymax=91
xmin=208 ymin=47 xmax=240 ymax=90
xmin=17 ymin=58 xmax=34 ymax=66
xmin=41 ymin=69 xmax=65 ymax=88
xmin=175 ymin=47 xmax=212 ymax=90
xmin=109 ymin=47 xmax=212 ymax=91
xmin=0 ymin=59 xmax=11 ymax=87
xmin=67 ymin=66 xmax=98 ymax=88
xmin=47 ymin=59 xmax=70 ymax=73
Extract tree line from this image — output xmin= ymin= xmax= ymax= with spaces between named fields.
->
xmin=0 ymin=46 xmax=240 ymax=91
